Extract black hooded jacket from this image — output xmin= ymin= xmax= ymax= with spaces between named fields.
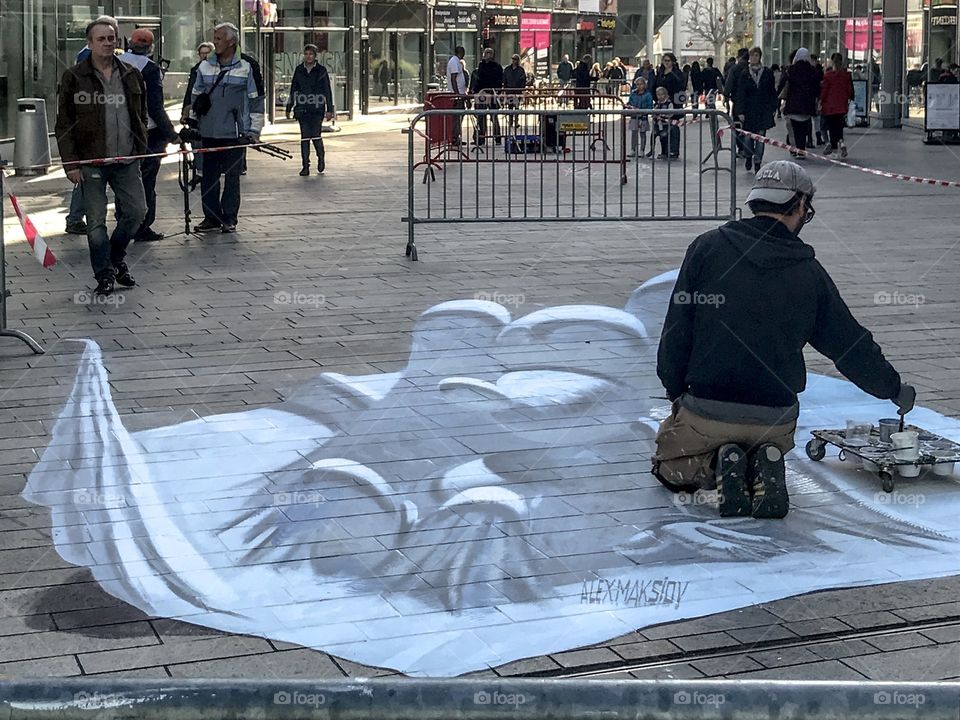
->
xmin=657 ymin=216 xmax=901 ymax=408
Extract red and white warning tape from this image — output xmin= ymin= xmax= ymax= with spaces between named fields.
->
xmin=7 ymin=193 xmax=57 ymax=268
xmin=723 ymin=125 xmax=960 ymax=189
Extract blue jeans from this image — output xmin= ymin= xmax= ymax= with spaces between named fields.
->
xmin=79 ymin=162 xmax=146 ymax=280
xmin=200 ymin=138 xmax=244 ymax=225
xmin=66 ymin=184 xmax=85 ymax=224
xmin=745 ymin=129 xmax=766 ymax=165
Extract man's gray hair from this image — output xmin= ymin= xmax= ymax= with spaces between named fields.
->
xmin=213 ymin=22 xmax=240 ymax=45
xmin=86 ymin=15 xmax=118 ymax=39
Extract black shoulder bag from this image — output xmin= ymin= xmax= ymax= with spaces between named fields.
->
xmin=192 ymin=68 xmax=229 ymax=117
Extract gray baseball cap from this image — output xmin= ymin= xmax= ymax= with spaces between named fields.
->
xmin=746 ymin=160 xmax=816 ymax=204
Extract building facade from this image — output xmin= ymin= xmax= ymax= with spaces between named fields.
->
xmin=763 ymin=0 xmax=958 ymax=125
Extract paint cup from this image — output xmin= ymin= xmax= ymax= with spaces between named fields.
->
xmin=897 ymin=463 xmax=921 ymax=478
xmin=890 ymin=431 xmax=919 ymax=451
xmin=845 ymin=420 xmax=872 ymax=446
xmin=878 ymin=418 xmax=899 ymax=443
xmin=932 ymin=452 xmax=956 ymax=477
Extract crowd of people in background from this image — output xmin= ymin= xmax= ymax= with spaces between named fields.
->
xmin=442 ymin=42 xmax=862 ymax=163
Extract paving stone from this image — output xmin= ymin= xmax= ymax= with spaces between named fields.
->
xmin=0 ymin=654 xmax=82 ymax=678
xmin=919 ymin=625 xmax=960 ymax=644
xmin=549 ymin=647 xmax=622 ymax=668
xmin=728 ymin=659 xmax=867 ymax=681
xmin=842 ymin=643 xmax=960 ymax=681
xmin=690 ymin=655 xmax=766 ymax=676
xmin=628 ymin=663 xmax=706 ymax=680
xmin=0 ymin=621 xmax=157 ymax=663
xmin=838 ymin=611 xmax=906 ymax=630
xmin=78 ymin=635 xmax=275 ymax=674
xmin=865 ymin=632 xmax=937 ymax=652
xmin=725 ymin=624 xmax=798 ymax=646
xmin=807 ymin=639 xmax=880 ymax=660
xmin=167 ymin=648 xmax=346 ymax=679
xmin=611 ymin=638 xmax=681 ymax=661
xmin=493 ymin=656 xmax=563 ymax=676
xmin=671 ymin=632 xmax=739 ymax=652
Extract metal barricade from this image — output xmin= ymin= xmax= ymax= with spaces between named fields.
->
xmin=403 ymin=107 xmax=737 ymax=261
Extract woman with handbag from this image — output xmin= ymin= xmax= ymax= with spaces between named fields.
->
xmin=819 ymin=52 xmax=854 ymax=158
xmin=779 ymin=48 xmax=820 ymax=157
xmin=285 ymin=44 xmax=335 ymax=175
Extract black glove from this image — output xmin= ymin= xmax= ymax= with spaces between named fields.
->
xmin=894 ymin=384 xmax=916 ymax=415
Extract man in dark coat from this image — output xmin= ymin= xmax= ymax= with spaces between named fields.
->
xmin=700 ymin=57 xmax=724 ymax=107
xmin=285 ymin=44 xmax=335 ymax=175
xmin=733 ymin=47 xmax=778 ymax=171
xmin=724 ymin=48 xmax=750 ymax=157
xmin=471 ymin=47 xmax=504 ymax=143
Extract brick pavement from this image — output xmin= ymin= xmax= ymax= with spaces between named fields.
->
xmin=1 ymin=115 xmax=959 ymax=680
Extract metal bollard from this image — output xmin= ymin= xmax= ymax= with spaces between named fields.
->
xmin=14 ymin=98 xmax=51 ymax=176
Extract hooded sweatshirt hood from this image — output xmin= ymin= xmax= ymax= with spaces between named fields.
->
xmin=717 ymin=215 xmax=815 ymax=269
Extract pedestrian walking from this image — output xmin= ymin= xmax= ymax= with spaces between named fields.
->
xmin=626 ymin=76 xmax=653 ymax=157
xmin=286 ymin=44 xmax=335 ymax=175
xmin=119 ymin=29 xmax=178 ymax=243
xmin=64 ymin=14 xmax=119 ymax=236
xmin=733 ymin=47 xmax=777 ymax=171
xmin=471 ymin=47 xmax=504 ymax=144
xmin=503 ymin=53 xmax=526 ymax=131
xmin=700 ymin=57 xmax=724 ymax=108
xmin=574 ymin=54 xmax=593 ymax=110
xmin=190 ymin=22 xmax=265 ymax=234
xmin=377 ymin=60 xmax=391 ymax=101
xmin=653 ymin=160 xmax=915 ymax=518
xmin=447 ymin=45 xmax=468 ymax=143
xmin=690 ymin=61 xmax=704 ymax=108
xmin=55 ymin=16 xmax=147 ymax=296
xmin=557 ymin=54 xmax=573 ymax=85
xmin=819 ymin=52 xmax=853 ymax=158
xmin=779 ymin=48 xmax=821 ymax=157
xmin=724 ymin=48 xmax=750 ymax=158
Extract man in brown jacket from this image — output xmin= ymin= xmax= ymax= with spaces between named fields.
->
xmin=55 ymin=16 xmax=148 ymax=296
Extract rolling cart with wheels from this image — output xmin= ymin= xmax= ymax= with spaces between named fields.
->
xmin=804 ymin=425 xmax=960 ymax=493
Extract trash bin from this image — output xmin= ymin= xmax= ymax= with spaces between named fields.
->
xmin=423 ymin=91 xmax=462 ymax=147
xmin=14 ymin=98 xmax=51 ymax=176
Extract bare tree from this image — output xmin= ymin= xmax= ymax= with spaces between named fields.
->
xmin=682 ymin=0 xmax=754 ymax=61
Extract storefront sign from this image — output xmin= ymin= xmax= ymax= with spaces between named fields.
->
xmin=930 ymin=6 xmax=957 ymax=25
xmin=434 ymin=6 xmax=479 ymax=29
xmin=578 ymin=0 xmax=600 ymax=13
xmin=520 ymin=12 xmax=551 ymax=50
xmin=925 ymin=83 xmax=960 ymax=131
xmin=487 ymin=12 xmax=520 ymax=26
xmin=842 ymin=16 xmax=882 ymax=53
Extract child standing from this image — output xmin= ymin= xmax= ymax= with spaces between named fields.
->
xmin=652 ymin=85 xmax=680 ymax=158
xmin=626 ymin=77 xmax=653 ymax=158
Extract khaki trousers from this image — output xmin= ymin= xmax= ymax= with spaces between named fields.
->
xmin=653 ymin=402 xmax=797 ymax=489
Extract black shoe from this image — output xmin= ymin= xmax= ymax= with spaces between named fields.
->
xmin=745 ymin=158 xmax=752 ymax=171
xmin=95 ymin=277 xmax=114 ymax=297
xmin=816 ymin=132 xmax=824 ymax=146
xmin=65 ymin=221 xmax=87 ymax=235
xmin=651 ymin=460 xmax=699 ymax=494
xmin=299 ymin=167 xmax=310 ymax=176
xmin=135 ymin=228 xmax=164 ymax=242
xmin=749 ymin=444 xmax=789 ymax=519
xmin=317 ymin=154 xmax=326 ymax=174
xmin=194 ymin=218 xmax=221 ymax=233
xmin=221 ymin=222 xmax=237 ymax=234
xmin=114 ymin=263 xmax=136 ymax=288
xmin=716 ymin=444 xmax=751 ymax=517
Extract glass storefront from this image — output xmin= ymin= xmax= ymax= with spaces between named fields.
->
xmin=1 ymin=0 xmax=233 ymax=137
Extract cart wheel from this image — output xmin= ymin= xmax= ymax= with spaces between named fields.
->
xmin=879 ymin=471 xmax=895 ymax=493
xmin=805 ymin=439 xmax=826 ymax=461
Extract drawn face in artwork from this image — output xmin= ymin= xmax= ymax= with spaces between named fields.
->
xmin=24 ymin=271 xmax=960 ymax=677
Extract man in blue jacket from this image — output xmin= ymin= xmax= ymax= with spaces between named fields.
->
xmin=653 ymin=162 xmax=915 ymax=519
xmin=191 ymin=22 xmax=265 ymax=234
xmin=120 ymin=28 xmax=178 ymax=242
